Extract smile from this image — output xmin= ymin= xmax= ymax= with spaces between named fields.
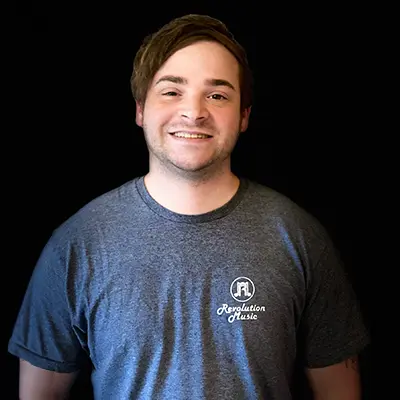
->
xmin=171 ymin=132 xmax=212 ymax=139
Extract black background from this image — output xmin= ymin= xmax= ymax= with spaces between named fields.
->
xmin=7 ymin=4 xmax=372 ymax=399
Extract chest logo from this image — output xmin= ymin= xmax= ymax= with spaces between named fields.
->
xmin=217 ymin=276 xmax=265 ymax=323
xmin=230 ymin=276 xmax=255 ymax=302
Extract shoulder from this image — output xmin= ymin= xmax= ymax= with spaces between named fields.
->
xmin=243 ymin=178 xmax=306 ymax=215
xmin=240 ymin=178 xmax=333 ymax=262
xmin=49 ymin=178 xmax=141 ymax=249
xmin=243 ymin=178 xmax=326 ymax=235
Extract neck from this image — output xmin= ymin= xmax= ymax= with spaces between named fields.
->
xmin=144 ymin=168 xmax=240 ymax=215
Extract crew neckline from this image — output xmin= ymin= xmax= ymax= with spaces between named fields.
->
xmin=135 ymin=175 xmax=249 ymax=224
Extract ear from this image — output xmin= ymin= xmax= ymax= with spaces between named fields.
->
xmin=135 ymin=100 xmax=144 ymax=127
xmin=240 ymin=106 xmax=252 ymax=133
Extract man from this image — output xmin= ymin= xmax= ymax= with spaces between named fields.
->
xmin=9 ymin=14 xmax=369 ymax=399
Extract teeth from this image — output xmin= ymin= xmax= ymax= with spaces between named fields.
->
xmin=173 ymin=132 xmax=210 ymax=139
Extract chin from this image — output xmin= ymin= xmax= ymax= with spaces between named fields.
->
xmin=174 ymin=164 xmax=210 ymax=174
xmin=170 ymin=159 xmax=222 ymax=176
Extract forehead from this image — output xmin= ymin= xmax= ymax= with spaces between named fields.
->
xmin=152 ymin=41 xmax=240 ymax=86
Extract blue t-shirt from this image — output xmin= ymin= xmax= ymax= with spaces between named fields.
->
xmin=8 ymin=177 xmax=369 ymax=399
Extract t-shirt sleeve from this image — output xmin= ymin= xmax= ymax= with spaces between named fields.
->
xmin=8 ymin=233 xmax=87 ymax=373
xmin=299 ymin=234 xmax=370 ymax=368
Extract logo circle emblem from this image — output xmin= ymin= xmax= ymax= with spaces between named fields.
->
xmin=230 ymin=276 xmax=255 ymax=302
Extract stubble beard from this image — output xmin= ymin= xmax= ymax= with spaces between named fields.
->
xmin=143 ymin=124 xmax=241 ymax=183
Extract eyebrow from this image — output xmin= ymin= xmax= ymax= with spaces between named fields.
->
xmin=155 ymin=75 xmax=236 ymax=91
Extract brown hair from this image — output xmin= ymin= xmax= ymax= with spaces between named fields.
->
xmin=130 ymin=14 xmax=253 ymax=111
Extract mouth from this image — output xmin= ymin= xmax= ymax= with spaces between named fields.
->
xmin=169 ymin=131 xmax=213 ymax=139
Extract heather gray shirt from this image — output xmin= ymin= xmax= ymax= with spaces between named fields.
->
xmin=9 ymin=177 xmax=369 ymax=399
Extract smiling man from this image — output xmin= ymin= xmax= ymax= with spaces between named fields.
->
xmin=135 ymin=35 xmax=251 ymax=215
xmin=9 ymin=14 xmax=369 ymax=400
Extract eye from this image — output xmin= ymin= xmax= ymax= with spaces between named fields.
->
xmin=209 ymin=94 xmax=227 ymax=101
xmin=162 ymin=91 xmax=178 ymax=96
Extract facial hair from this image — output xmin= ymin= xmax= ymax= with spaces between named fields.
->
xmin=142 ymin=119 xmax=242 ymax=183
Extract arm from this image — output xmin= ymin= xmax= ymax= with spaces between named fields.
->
xmin=19 ymin=359 xmax=79 ymax=400
xmin=8 ymin=232 xmax=89 ymax=399
xmin=305 ymin=355 xmax=361 ymax=400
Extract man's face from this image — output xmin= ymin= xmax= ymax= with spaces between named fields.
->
xmin=136 ymin=40 xmax=251 ymax=177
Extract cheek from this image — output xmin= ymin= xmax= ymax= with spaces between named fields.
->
xmin=144 ymin=104 xmax=174 ymax=126
xmin=216 ymin=110 xmax=242 ymax=130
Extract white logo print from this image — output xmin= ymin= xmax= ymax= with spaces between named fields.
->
xmin=230 ymin=276 xmax=255 ymax=302
xmin=217 ymin=276 xmax=266 ymax=323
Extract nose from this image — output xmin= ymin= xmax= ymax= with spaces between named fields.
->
xmin=180 ymin=95 xmax=209 ymax=122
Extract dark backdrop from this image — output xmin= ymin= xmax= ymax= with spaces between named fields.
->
xmin=7 ymin=5 xmax=372 ymax=399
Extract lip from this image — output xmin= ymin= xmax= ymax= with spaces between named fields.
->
xmin=169 ymin=131 xmax=213 ymax=137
